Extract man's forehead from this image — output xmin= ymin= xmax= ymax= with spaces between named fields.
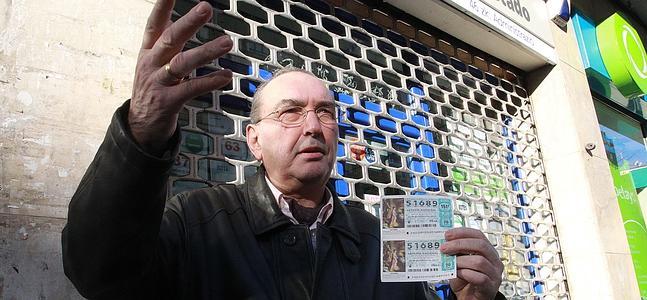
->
xmin=262 ymin=72 xmax=331 ymax=101
xmin=272 ymin=95 xmax=335 ymax=109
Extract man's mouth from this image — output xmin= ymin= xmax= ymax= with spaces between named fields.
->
xmin=299 ymin=146 xmax=326 ymax=154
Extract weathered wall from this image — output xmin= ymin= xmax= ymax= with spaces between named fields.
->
xmin=0 ymin=0 xmax=152 ymax=298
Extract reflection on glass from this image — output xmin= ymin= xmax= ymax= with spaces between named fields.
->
xmin=180 ymin=130 xmax=214 ymax=155
xmin=178 ymin=108 xmax=189 ymax=127
xmin=221 ymin=139 xmax=254 ymax=161
xmin=196 ymin=112 xmax=235 ymax=135
xmin=171 ymin=154 xmax=191 ymax=177
xmin=244 ymin=165 xmax=258 ymax=180
xmin=197 ymin=158 xmax=237 ymax=183
xmin=172 ymin=180 xmax=209 ymax=196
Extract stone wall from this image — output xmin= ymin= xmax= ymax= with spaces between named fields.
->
xmin=0 ymin=0 xmax=152 ymax=298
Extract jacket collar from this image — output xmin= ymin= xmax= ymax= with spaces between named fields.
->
xmin=240 ymin=166 xmax=292 ymax=235
xmin=241 ymin=166 xmax=361 ymax=255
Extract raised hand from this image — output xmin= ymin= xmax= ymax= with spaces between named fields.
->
xmin=128 ymin=0 xmax=233 ymax=153
xmin=440 ymin=228 xmax=504 ymax=300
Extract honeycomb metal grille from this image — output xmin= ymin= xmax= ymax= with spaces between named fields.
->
xmin=168 ymin=0 xmax=569 ymax=298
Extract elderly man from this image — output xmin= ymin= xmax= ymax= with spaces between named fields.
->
xmin=62 ymin=1 xmax=504 ymax=299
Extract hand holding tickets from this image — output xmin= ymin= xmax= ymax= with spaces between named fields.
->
xmin=380 ymin=195 xmax=503 ymax=300
xmin=441 ymin=228 xmax=504 ymax=300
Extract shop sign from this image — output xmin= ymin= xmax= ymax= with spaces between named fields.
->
xmin=597 ymin=14 xmax=647 ymax=98
xmin=443 ymin=0 xmax=556 ymax=64
xmin=479 ymin=0 xmax=549 ymax=31
xmin=573 ymin=12 xmax=647 ymax=98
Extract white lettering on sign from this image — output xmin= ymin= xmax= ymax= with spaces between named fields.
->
xmin=498 ymin=0 xmax=530 ymax=22
xmin=472 ymin=0 xmax=533 ymax=46
xmin=623 ymin=25 xmax=647 ymax=79
xmin=616 ymin=185 xmax=638 ymax=205
xmin=446 ymin=0 xmax=556 ymax=64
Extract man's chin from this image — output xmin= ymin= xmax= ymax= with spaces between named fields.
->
xmin=291 ymin=164 xmax=332 ymax=183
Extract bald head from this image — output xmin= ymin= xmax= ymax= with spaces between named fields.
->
xmin=249 ymin=68 xmax=324 ymax=124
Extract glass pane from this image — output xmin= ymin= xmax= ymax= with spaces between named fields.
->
xmin=257 ymin=27 xmax=287 ymax=48
xmin=277 ymin=51 xmax=305 ymax=69
xmin=239 ymin=39 xmax=270 ymax=61
xmin=215 ymin=12 xmax=250 ymax=36
xmin=594 ymin=100 xmax=647 ymax=170
xmin=196 ymin=112 xmax=235 ymax=135
xmin=180 ymin=130 xmax=214 ymax=155
xmin=322 ymin=17 xmax=346 ymax=36
xmin=237 ymin=2 xmax=267 ymax=23
xmin=294 ymin=39 xmax=320 ymax=59
xmin=197 ymin=158 xmax=237 ymax=183
xmin=309 ymin=28 xmax=333 ymax=47
xmin=274 ymin=15 xmax=302 ymax=35
xmin=290 ymin=4 xmax=316 ymax=24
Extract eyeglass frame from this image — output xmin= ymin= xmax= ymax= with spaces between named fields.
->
xmin=253 ymin=100 xmax=342 ymax=127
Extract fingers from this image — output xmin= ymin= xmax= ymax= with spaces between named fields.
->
xmin=151 ymin=1 xmax=214 ymax=65
xmin=456 ymin=255 xmax=499 ymax=281
xmin=141 ymin=0 xmax=175 ymax=49
xmin=445 ymin=227 xmax=487 ymax=241
xmin=441 ymin=237 xmax=501 ymax=269
xmin=166 ymin=69 xmax=233 ymax=109
xmin=443 ymin=228 xmax=501 ymax=266
xmin=167 ymin=35 xmax=233 ymax=79
xmin=448 ymin=277 xmax=468 ymax=293
xmin=451 ymin=267 xmax=501 ymax=299
xmin=157 ymin=63 xmax=185 ymax=86
xmin=456 ymin=268 xmax=492 ymax=287
xmin=445 ymin=229 xmax=503 ymax=298
xmin=156 ymin=35 xmax=232 ymax=85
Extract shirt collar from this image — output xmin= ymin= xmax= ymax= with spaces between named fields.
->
xmin=265 ymin=176 xmax=334 ymax=229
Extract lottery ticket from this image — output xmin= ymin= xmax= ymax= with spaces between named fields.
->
xmin=380 ymin=195 xmax=456 ymax=282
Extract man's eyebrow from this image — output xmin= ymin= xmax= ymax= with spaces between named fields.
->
xmin=271 ymin=98 xmax=335 ymax=110
xmin=316 ymin=102 xmax=336 ymax=109
xmin=272 ymin=99 xmax=304 ymax=111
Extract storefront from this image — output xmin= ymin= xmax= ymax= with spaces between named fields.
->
xmin=164 ymin=0 xmax=579 ymax=298
xmin=159 ymin=0 xmax=647 ymax=298
xmin=572 ymin=6 xmax=647 ymax=298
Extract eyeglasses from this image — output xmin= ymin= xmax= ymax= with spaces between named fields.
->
xmin=256 ymin=105 xmax=338 ymax=127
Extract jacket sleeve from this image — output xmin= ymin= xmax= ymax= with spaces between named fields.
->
xmin=62 ymin=100 xmax=184 ymax=299
xmin=446 ymin=288 xmax=508 ymax=300
xmin=419 ymin=282 xmax=442 ymax=300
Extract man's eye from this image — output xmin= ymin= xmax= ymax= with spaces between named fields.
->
xmin=278 ymin=107 xmax=300 ymax=115
xmin=279 ymin=107 xmax=303 ymax=121
xmin=317 ymin=108 xmax=336 ymax=117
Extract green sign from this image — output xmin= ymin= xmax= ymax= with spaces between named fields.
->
xmin=597 ymin=13 xmax=647 ymax=98
xmin=609 ymin=162 xmax=647 ymax=298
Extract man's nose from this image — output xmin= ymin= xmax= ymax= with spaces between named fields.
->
xmin=302 ymin=110 xmax=323 ymax=136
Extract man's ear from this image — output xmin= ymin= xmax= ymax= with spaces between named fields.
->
xmin=246 ymin=123 xmax=263 ymax=161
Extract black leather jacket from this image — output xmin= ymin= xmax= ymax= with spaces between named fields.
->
xmin=62 ymin=102 xmax=438 ymax=300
